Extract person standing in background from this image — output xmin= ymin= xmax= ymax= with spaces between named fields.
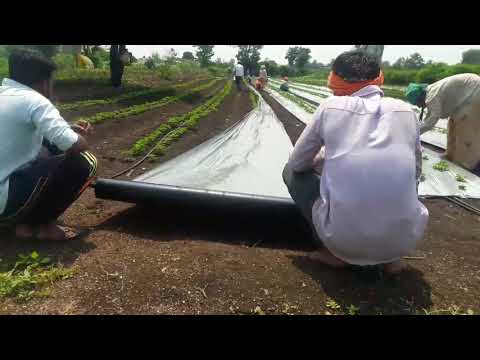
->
xmin=234 ymin=62 xmax=244 ymax=91
xmin=110 ymin=45 xmax=127 ymax=88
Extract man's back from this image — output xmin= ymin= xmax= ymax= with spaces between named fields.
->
xmin=427 ymin=73 xmax=480 ymax=118
xmin=311 ymin=85 xmax=428 ymax=265
xmin=235 ymin=64 xmax=244 ymax=77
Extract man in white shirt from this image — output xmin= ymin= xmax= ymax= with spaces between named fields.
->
xmin=283 ymin=50 xmax=428 ymax=275
xmin=234 ymin=62 xmax=244 ymax=90
xmin=405 ymin=74 xmax=480 ymax=171
xmin=0 ymin=49 xmax=98 ymax=241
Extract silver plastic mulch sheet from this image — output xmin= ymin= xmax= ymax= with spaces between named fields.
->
xmin=135 ymin=88 xmax=293 ymax=199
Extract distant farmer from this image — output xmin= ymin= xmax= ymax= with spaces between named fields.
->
xmin=354 ymin=45 xmax=384 ymax=64
xmin=0 ymin=49 xmax=98 ymax=241
xmin=280 ymin=77 xmax=289 ymax=91
xmin=110 ymin=45 xmax=128 ymax=88
xmin=259 ymin=65 xmax=268 ymax=88
xmin=234 ymin=62 xmax=244 ymax=91
xmin=405 ymin=74 xmax=480 ymax=172
xmin=283 ymin=50 xmax=428 ymax=275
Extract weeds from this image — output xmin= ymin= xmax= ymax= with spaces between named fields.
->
xmin=0 ymin=251 xmax=74 ymax=302
xmin=269 ymin=84 xmax=317 ymax=113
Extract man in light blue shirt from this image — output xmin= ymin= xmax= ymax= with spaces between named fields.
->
xmin=0 ymin=49 xmax=98 ymax=241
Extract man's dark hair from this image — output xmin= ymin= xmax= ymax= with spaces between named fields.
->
xmin=8 ymin=48 xmax=57 ymax=87
xmin=332 ymin=50 xmax=380 ymax=82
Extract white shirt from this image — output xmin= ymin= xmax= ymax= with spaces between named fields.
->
xmin=289 ymin=85 xmax=429 ymax=265
xmin=259 ymin=69 xmax=268 ymax=79
xmin=421 ymin=73 xmax=480 ymax=134
xmin=235 ymin=64 xmax=244 ymax=77
xmin=0 ymin=78 xmax=79 ymax=215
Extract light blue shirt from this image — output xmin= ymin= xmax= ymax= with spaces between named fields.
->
xmin=0 ymin=78 xmax=79 ymax=215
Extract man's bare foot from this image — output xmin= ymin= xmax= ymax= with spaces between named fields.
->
xmin=383 ymin=259 xmax=408 ymax=276
xmin=37 ymin=223 xmax=67 ymax=242
xmin=15 ymin=224 xmax=36 ymax=239
xmin=308 ymin=249 xmax=348 ymax=268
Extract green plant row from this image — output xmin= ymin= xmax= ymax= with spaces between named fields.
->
xmin=130 ymin=81 xmax=232 ymax=156
xmin=76 ymin=78 xmax=223 ymax=125
xmin=249 ymin=89 xmax=259 ymax=108
xmin=58 ymin=77 xmax=213 ymax=112
xmin=0 ymin=251 xmax=74 ymax=301
xmin=269 ymin=84 xmax=317 ymax=113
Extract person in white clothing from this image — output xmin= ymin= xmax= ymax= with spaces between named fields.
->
xmin=234 ymin=62 xmax=244 ymax=90
xmin=283 ymin=50 xmax=428 ymax=275
xmin=405 ymin=74 xmax=480 ymax=172
xmin=0 ymin=49 xmax=98 ymax=241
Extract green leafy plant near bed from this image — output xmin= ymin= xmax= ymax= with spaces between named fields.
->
xmin=269 ymin=84 xmax=317 ymax=113
xmin=58 ymin=77 xmax=212 ymax=112
xmin=432 ymin=160 xmax=449 ymax=172
xmin=130 ymin=81 xmax=232 ymax=156
xmin=76 ymin=78 xmax=223 ymax=125
xmin=0 ymin=251 xmax=74 ymax=301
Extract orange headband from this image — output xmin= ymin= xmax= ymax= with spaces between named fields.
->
xmin=327 ymin=70 xmax=384 ymax=96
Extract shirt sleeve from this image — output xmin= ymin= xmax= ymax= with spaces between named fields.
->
xmin=419 ymin=97 xmax=442 ymax=134
xmin=288 ymin=105 xmax=326 ymax=172
xmin=29 ymin=96 xmax=79 ymax=152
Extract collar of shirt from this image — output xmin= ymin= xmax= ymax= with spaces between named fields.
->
xmin=1 ymin=78 xmax=35 ymax=92
xmin=350 ymin=85 xmax=384 ymax=98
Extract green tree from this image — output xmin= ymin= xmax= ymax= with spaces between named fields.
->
xmin=193 ymin=45 xmax=215 ymax=67
xmin=285 ymin=47 xmax=299 ymax=67
xmin=382 ymin=60 xmax=391 ymax=68
xmin=182 ymin=51 xmax=195 ymax=60
xmin=462 ymin=49 xmax=480 ymax=64
xmin=392 ymin=57 xmax=406 ymax=68
xmin=234 ymin=45 xmax=263 ymax=75
xmin=295 ymin=47 xmax=311 ymax=72
xmin=259 ymin=59 xmax=279 ymax=77
xmin=404 ymin=52 xmax=425 ymax=69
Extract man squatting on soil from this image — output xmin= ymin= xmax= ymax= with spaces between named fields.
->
xmin=0 ymin=49 xmax=97 ymax=241
xmin=283 ymin=50 xmax=429 ymax=275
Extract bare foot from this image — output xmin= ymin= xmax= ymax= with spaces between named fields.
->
xmin=383 ymin=259 xmax=408 ymax=276
xmin=308 ymin=249 xmax=348 ymax=268
xmin=15 ymin=224 xmax=36 ymax=239
xmin=37 ymin=223 xmax=67 ymax=242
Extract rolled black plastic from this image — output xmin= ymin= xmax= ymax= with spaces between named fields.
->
xmin=94 ymin=178 xmax=298 ymax=215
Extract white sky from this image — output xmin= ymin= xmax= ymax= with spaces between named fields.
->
xmin=128 ymin=45 xmax=480 ymax=65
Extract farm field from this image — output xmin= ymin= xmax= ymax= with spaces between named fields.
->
xmin=1 ymin=64 xmax=479 ymax=316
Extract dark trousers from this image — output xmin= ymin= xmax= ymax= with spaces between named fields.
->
xmin=111 ymin=62 xmax=125 ymax=88
xmin=282 ymin=162 xmax=323 ymax=246
xmin=0 ymin=148 xmax=98 ymax=227
xmin=235 ymin=76 xmax=243 ymax=90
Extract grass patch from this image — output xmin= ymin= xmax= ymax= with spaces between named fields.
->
xmin=456 ymin=174 xmax=466 ymax=182
xmin=0 ymin=251 xmax=74 ymax=302
xmin=76 ymin=78 xmax=223 ymax=125
xmin=130 ymin=81 xmax=232 ymax=156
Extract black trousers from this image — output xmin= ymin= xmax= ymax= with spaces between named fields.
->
xmin=0 ymin=147 xmax=98 ymax=227
xmin=235 ymin=76 xmax=243 ymax=90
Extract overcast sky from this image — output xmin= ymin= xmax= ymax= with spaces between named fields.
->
xmin=128 ymin=45 xmax=480 ymax=65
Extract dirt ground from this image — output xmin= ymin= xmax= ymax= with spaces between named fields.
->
xmin=1 ymin=82 xmax=479 ymax=315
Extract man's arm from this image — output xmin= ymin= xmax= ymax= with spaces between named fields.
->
xmin=289 ymin=107 xmax=325 ymax=173
xmin=30 ymin=97 xmax=87 ymax=155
